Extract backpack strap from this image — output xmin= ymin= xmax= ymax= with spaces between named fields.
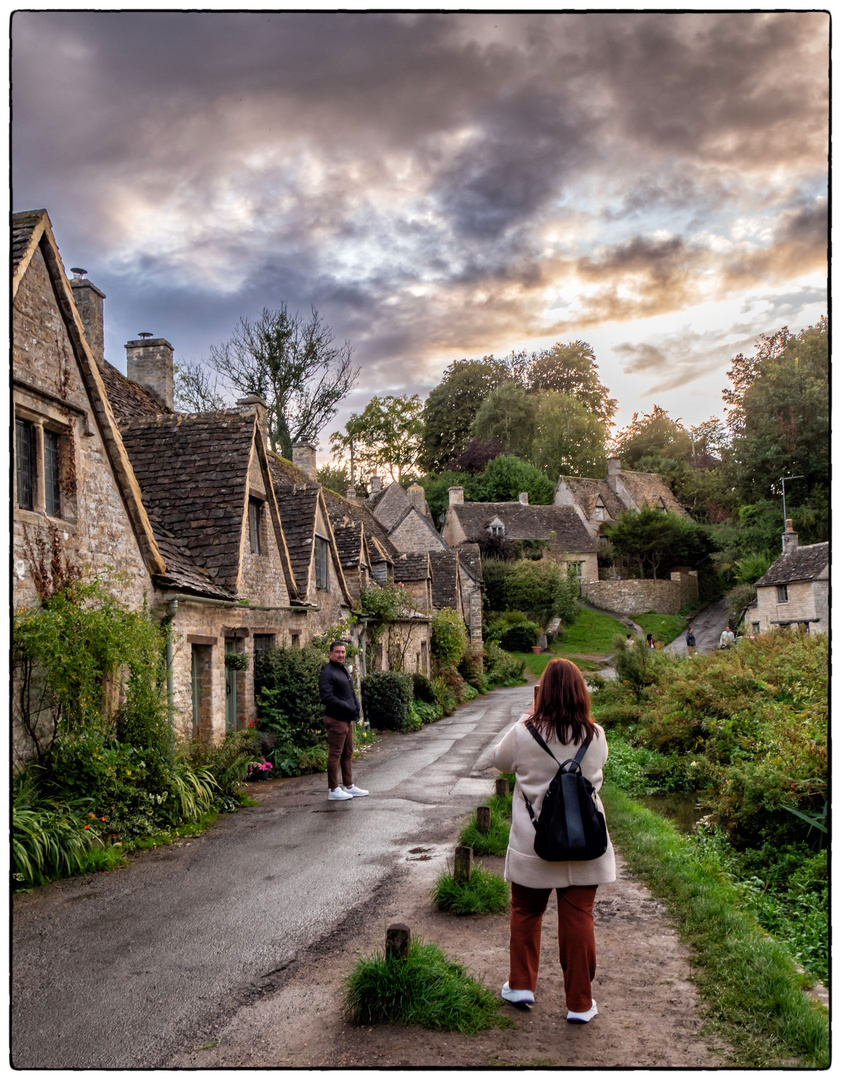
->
xmin=526 ymin=722 xmax=589 ymax=767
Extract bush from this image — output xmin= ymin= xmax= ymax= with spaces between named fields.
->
xmin=411 ymin=699 xmax=443 ymax=725
xmin=482 ymin=642 xmax=526 ymax=687
xmin=499 ymin=622 xmax=539 ymax=651
xmin=430 ymin=608 xmax=469 ymax=667
xmin=411 ymin=672 xmax=438 ymax=704
xmin=12 ymin=783 xmax=102 ymax=889
xmin=255 ymin=645 xmax=329 ymax=773
xmin=503 ymin=560 xmax=578 ymax=628
xmin=185 ymin=728 xmax=262 ymax=804
xmin=457 ymin=643 xmax=485 ymax=691
xmin=361 ymin=671 xmax=414 ymax=731
xmin=432 ymin=676 xmax=458 ymax=717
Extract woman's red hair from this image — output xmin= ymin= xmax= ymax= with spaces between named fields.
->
xmin=528 ymin=658 xmax=597 ymax=747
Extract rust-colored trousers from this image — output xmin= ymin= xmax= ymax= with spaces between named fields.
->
xmin=324 ymin=717 xmax=354 ymax=790
xmin=509 ymin=882 xmax=598 ymax=1013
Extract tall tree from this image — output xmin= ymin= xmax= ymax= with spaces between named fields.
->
xmin=330 ymin=394 xmax=424 ymax=485
xmin=527 ymin=340 xmax=617 ymax=425
xmin=186 ymin=305 xmax=359 ymax=456
xmin=476 ymin=454 xmax=555 ymax=505
xmin=471 ymin=380 xmax=536 ymax=458
xmin=530 ymin=391 xmax=607 ymax=479
xmin=173 ymin=359 xmax=227 ymax=413
xmin=601 ymin=508 xmax=710 ymax=580
xmin=611 ymin=405 xmax=693 ymax=466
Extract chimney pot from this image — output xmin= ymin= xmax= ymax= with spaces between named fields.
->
xmin=448 ymin=486 xmax=464 ymax=507
xmin=782 ymin=519 xmax=799 ymax=553
xmin=607 ymin=456 xmax=622 ymax=476
xmin=407 ymin=483 xmax=429 ymax=517
xmin=291 ymin=441 xmax=318 ymax=482
xmin=518 ymin=491 xmax=529 ymax=505
xmin=125 ymin=337 xmax=174 ymax=411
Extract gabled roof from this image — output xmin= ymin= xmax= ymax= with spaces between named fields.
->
xmin=457 ymin=542 xmax=483 ymax=585
xmin=392 ymin=551 xmax=432 ymax=583
xmin=448 ymin=502 xmax=597 ymax=554
xmin=12 ymin=208 xmax=165 ymax=578
xmin=367 ymin=482 xmax=407 ymax=530
xmin=755 ymin=543 xmax=829 ymax=588
xmin=429 ymin=550 xmax=461 ymax=611
xmin=99 ymin=358 xmax=164 ymax=423
xmin=331 ymin=518 xmax=368 ymax=569
xmin=613 ymin=470 xmax=689 ymax=518
xmin=322 ymin=487 xmax=401 ymax=563
xmin=561 ymin=477 xmax=626 ymax=521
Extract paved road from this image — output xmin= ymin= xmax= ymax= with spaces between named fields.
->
xmin=666 ymin=598 xmax=729 ymax=656
xmin=12 ymin=685 xmax=533 ymax=1069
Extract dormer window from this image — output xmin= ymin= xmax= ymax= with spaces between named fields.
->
xmin=487 ymin=516 xmax=505 ymax=537
xmin=594 ymin=501 xmax=605 ymax=522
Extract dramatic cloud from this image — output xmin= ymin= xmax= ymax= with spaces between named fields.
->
xmin=11 ymin=10 xmax=828 ymax=442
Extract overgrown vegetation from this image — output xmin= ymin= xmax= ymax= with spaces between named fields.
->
xmin=343 ymin=937 xmax=510 ymax=1034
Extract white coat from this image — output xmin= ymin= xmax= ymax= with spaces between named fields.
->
xmin=491 ymin=715 xmax=617 ymax=889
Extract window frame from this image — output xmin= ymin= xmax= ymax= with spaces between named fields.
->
xmin=15 ymin=417 xmax=36 ymax=511
xmin=777 ymin=584 xmax=789 ymax=604
xmin=314 ymin=535 xmax=330 ymax=590
xmin=248 ymin=497 xmax=263 ymax=555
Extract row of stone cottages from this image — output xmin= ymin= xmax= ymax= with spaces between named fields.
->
xmin=12 ymin=209 xmax=487 ymax=757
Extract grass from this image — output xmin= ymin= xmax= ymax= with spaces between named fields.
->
xmin=634 ymin=612 xmax=687 ymax=645
xmin=555 ymin=606 xmax=629 ymax=655
xmin=343 ymin=936 xmax=511 ymax=1034
xmin=432 ymin=866 xmax=510 ymax=915
xmin=458 ymin=805 xmax=511 ymax=857
xmin=601 ymin=786 xmax=829 ymax=1068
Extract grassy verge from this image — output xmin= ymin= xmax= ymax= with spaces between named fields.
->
xmin=432 ymin=866 xmax=509 ymax=915
xmin=601 ymin=786 xmax=829 ymax=1068
xmin=343 ymin=937 xmax=511 ymax=1033
xmin=634 ymin=612 xmax=687 ymax=645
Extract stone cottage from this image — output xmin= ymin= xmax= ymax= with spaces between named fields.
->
xmin=749 ymin=522 xmax=829 ymax=635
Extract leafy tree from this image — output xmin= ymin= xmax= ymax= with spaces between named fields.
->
xmin=475 ymin=455 xmax=554 ymax=504
xmin=502 ymin=560 xmax=579 ymax=629
xmin=173 ymin=360 xmax=226 ymax=412
xmin=193 ymin=305 xmax=359 ymax=456
xmin=419 ymin=470 xmax=483 ymax=527
xmin=471 ymin=381 xmax=536 ymax=458
xmin=316 ymin=464 xmax=350 ymax=495
xmin=330 ymin=394 xmax=424 ymax=485
xmin=530 ymin=391 xmax=607 ymax=479
xmin=419 ymin=357 xmax=512 ymax=472
xmin=526 ymin=340 xmax=617 ymax=425
xmin=611 ymin=405 xmax=693 ymax=466
xmin=601 ymin=508 xmax=711 ymax=579
xmin=446 ymin=437 xmax=504 ymax=474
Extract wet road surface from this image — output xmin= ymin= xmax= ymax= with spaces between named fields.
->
xmin=12 ymin=685 xmax=532 ymax=1069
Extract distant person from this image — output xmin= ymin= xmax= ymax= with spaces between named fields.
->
xmin=646 ymin=634 xmax=655 ymax=649
xmin=625 ymin=634 xmax=634 ymax=647
xmin=719 ymin=627 xmax=736 ymax=650
xmin=685 ymin=626 xmax=697 ymax=655
xmin=318 ymin=641 xmax=368 ymax=801
xmin=492 ymin=658 xmax=615 ymax=1024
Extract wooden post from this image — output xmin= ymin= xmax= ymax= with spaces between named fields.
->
xmin=495 ymin=777 xmax=510 ymax=798
xmin=476 ymin=805 xmax=492 ymax=833
xmin=454 ymin=844 xmax=473 ymax=884
xmin=386 ymin=922 xmax=411 ymax=960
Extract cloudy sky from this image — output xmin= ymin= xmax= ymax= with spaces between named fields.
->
xmin=12 ymin=9 xmax=829 ymax=456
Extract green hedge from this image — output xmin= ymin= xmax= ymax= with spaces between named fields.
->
xmin=361 ymin=671 xmax=414 ymax=731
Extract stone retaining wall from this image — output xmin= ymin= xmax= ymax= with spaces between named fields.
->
xmin=581 ymin=570 xmax=698 ymax=615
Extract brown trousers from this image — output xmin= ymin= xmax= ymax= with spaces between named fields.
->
xmin=509 ymin=881 xmax=598 ymax=1013
xmin=324 ymin=716 xmax=354 ymax=790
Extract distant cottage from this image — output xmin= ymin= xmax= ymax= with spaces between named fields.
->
xmin=747 ymin=521 xmax=829 ymax=635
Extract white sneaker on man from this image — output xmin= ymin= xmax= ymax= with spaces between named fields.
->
xmin=343 ymin=784 xmax=369 ymax=797
xmin=328 ymin=787 xmax=353 ymax=801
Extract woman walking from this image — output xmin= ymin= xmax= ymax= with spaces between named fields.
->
xmin=492 ymin=658 xmax=615 ymax=1023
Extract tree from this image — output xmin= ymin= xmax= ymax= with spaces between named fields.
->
xmin=530 ymin=391 xmax=607 ymax=479
xmin=419 ymin=357 xmax=513 ymax=472
xmin=471 ymin=380 xmax=536 ymax=458
xmin=476 ymin=455 xmax=554 ymax=505
xmin=611 ymin=405 xmax=693 ymax=466
xmin=601 ymin=508 xmax=710 ymax=579
xmin=502 ymin=560 xmax=578 ymax=629
xmin=316 ymin=464 xmax=350 ymax=496
xmin=173 ymin=359 xmax=227 ymax=412
xmin=446 ymin=437 xmax=504 ymax=474
xmin=526 ymin=340 xmax=617 ymax=425
xmin=195 ymin=305 xmax=359 ymax=456
xmin=330 ymin=394 xmax=424 ymax=485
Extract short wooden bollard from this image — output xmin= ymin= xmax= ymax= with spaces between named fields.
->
xmin=386 ymin=922 xmax=411 ymax=960
xmin=476 ymin=805 xmax=492 ymax=834
xmin=454 ymin=844 xmax=474 ymax=884
xmin=495 ymin=777 xmax=510 ymax=798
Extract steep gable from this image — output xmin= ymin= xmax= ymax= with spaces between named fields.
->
xmin=755 ymin=543 xmax=829 ymax=588
xmin=611 ymin=469 xmax=690 ymax=519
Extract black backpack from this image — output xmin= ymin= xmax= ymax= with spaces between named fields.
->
xmin=522 ymin=723 xmax=609 ymax=862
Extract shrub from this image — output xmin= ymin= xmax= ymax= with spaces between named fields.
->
xmin=430 ymin=608 xmax=469 ymax=668
xmin=411 ymin=672 xmax=437 ymax=704
xmin=483 ymin=642 xmax=526 ymax=687
xmin=503 ymin=559 xmax=578 ymax=628
xmin=432 ymin=867 xmax=510 ymax=915
xmin=255 ymin=645 xmax=330 ymax=773
xmin=361 ymin=671 xmax=414 ymax=731
xmin=499 ymin=622 xmax=539 ymax=651
xmin=484 ymin=609 xmax=532 ymax=642
xmin=411 ymin=699 xmax=443 ymax=725
xmin=457 ymin=643 xmax=485 ymax=691
xmin=185 ymin=728 xmax=262 ymax=804
xmin=12 ymin=783 xmax=102 ymax=889
xmin=432 ymin=676 xmax=458 ymax=717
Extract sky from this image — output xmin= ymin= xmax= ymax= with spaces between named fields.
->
xmin=11 ymin=8 xmax=829 ymax=461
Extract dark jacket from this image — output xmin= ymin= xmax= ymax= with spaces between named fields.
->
xmin=319 ymin=660 xmax=360 ymax=723
xmin=686 ymin=632 xmax=696 ymax=647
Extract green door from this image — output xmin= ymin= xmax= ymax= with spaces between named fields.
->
xmin=225 ymin=640 xmax=238 ymax=732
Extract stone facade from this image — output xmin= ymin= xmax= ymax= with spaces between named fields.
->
xmin=581 ymin=570 xmax=698 ymax=616
xmin=752 ymin=527 xmax=829 ymax=635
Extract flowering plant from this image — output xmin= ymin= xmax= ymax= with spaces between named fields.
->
xmin=247 ymin=759 xmax=274 ymax=780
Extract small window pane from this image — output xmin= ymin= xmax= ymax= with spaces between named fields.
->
xmin=777 ymin=584 xmax=788 ymax=603
xmin=249 ymin=499 xmax=262 ymax=554
xmin=15 ymin=419 xmax=35 ymax=510
xmin=315 ymin=536 xmax=329 ymax=589
xmin=44 ymin=430 xmax=61 ymax=517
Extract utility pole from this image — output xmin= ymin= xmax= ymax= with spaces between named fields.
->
xmin=780 ymin=475 xmax=803 ymax=527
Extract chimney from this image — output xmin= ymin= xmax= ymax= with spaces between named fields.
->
xmin=607 ymin=456 xmax=622 ymax=476
xmin=782 ymin=518 xmax=799 ymax=554
xmin=236 ymin=395 xmax=268 ymax=443
xmin=370 ymin=476 xmax=382 ymax=494
xmin=518 ymin=492 xmax=529 ymax=505
xmin=448 ymin=486 xmax=464 ymax=506
xmin=291 ymin=441 xmax=318 ymax=482
xmin=69 ymin=270 xmax=106 ymax=366
xmin=125 ymin=336 xmax=174 ymax=411
xmin=407 ymin=483 xmax=429 ymax=517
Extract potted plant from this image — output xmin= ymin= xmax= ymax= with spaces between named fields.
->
xmin=225 ymin=652 xmax=250 ymax=671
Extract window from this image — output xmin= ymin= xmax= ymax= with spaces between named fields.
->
xmin=253 ymin=633 xmax=274 ymax=656
xmin=571 ymin=561 xmax=584 ymax=580
xmin=752 ymin=622 xmax=760 ymax=635
xmin=594 ymin=504 xmax=605 ymax=521
xmin=314 ymin=536 xmax=329 ymax=589
xmin=15 ymin=418 xmax=35 ymax=510
xmin=248 ymin=498 xmax=263 ymax=555
xmin=777 ymin=584 xmax=789 ymax=603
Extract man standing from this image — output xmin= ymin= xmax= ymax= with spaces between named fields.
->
xmin=685 ymin=626 xmax=697 ymax=655
xmin=719 ymin=626 xmax=736 ymax=650
xmin=318 ymin=641 xmax=369 ymax=801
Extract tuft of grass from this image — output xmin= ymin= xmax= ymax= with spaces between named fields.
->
xmin=601 ymin=787 xmax=829 ymax=1068
xmin=79 ymin=846 xmax=129 ymax=874
xmin=458 ymin=805 xmax=510 ymax=857
xmin=432 ymin=866 xmax=510 ymax=915
xmin=343 ymin=936 xmax=511 ymax=1034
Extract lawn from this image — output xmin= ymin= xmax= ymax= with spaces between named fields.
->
xmin=634 ymin=612 xmax=687 ymax=646
xmin=555 ymin=606 xmax=628 ymax=655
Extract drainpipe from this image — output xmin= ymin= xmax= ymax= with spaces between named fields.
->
xmin=166 ymin=599 xmax=178 ymax=730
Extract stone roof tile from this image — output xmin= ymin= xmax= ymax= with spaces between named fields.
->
xmin=755 ymin=542 xmax=829 ymax=587
xmin=449 ymin=502 xmax=597 ymax=553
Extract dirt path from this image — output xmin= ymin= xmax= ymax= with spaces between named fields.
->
xmin=168 ymin=829 xmax=734 ymax=1068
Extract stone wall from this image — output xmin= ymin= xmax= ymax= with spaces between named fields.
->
xmin=581 ymin=570 xmax=698 ymax=615
xmin=390 ymin=510 xmax=448 ymax=552
xmin=754 ymin=579 xmax=828 ymax=634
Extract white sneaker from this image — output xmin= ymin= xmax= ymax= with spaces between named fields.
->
xmin=566 ymin=999 xmax=598 ymax=1023
xmin=501 ymin=982 xmax=534 ymax=1009
xmin=343 ymin=785 xmax=368 ymax=797
xmin=328 ymin=787 xmax=353 ymax=801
